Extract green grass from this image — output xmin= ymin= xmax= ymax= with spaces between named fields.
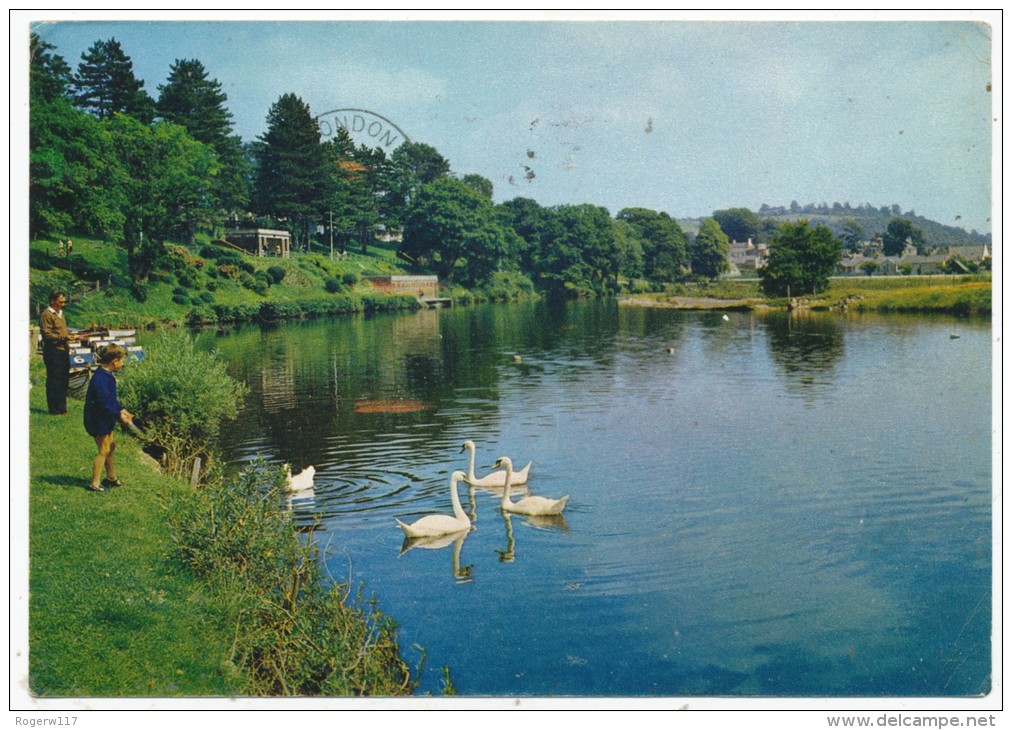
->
xmin=27 ymin=361 xmax=240 ymax=697
xmin=621 ymin=275 xmax=991 ymax=316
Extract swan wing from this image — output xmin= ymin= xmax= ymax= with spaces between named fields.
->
xmin=465 ymin=461 xmax=532 ymax=488
xmin=397 ymin=514 xmax=470 ymax=539
xmin=505 ymin=494 xmax=568 ymax=516
xmin=463 ymin=469 xmax=509 ymax=487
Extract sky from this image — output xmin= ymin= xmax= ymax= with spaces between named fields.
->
xmin=23 ymin=11 xmax=996 ymax=234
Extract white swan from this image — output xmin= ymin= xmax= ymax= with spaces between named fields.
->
xmin=396 ymin=470 xmax=471 ymax=538
xmin=496 ymin=456 xmax=569 ymax=516
xmin=460 ymin=440 xmax=531 ymax=487
xmin=284 ymin=464 xmax=315 ymax=493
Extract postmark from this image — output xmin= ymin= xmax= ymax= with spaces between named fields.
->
xmin=316 ymin=108 xmax=411 ymax=151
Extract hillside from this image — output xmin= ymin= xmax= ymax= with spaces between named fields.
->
xmin=679 ymin=202 xmax=991 ymax=248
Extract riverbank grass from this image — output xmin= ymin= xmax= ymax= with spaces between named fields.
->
xmin=27 ymin=362 xmax=239 ymax=696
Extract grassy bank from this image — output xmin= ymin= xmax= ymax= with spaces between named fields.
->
xmin=29 ymin=235 xmax=537 ymax=330
xmin=26 ymin=360 xmax=415 ymax=697
xmin=27 ymin=362 xmax=239 ymax=696
xmin=620 ymin=275 xmax=991 ymax=316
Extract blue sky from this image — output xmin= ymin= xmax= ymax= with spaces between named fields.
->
xmin=27 ymin=13 xmax=995 ymax=233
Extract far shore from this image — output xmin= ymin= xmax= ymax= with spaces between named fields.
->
xmin=619 ymin=296 xmax=764 ymax=311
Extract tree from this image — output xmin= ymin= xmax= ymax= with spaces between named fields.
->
xmin=538 ymin=204 xmax=619 ymax=298
xmin=401 ymin=177 xmax=511 ymax=287
xmin=611 ymin=219 xmax=645 ymax=281
xmin=321 ymin=128 xmax=385 ymax=255
xmin=156 ymin=59 xmax=249 ymax=225
xmin=691 ymin=218 xmax=730 ymax=280
xmin=386 ymin=142 xmax=451 ymax=223
xmin=712 ymin=207 xmax=761 ymax=243
xmin=106 ymin=115 xmax=218 ymax=285
xmin=882 ymin=218 xmax=926 ymax=256
xmin=30 ymin=94 xmax=126 ymax=239
xmin=156 ymin=59 xmax=232 ymax=146
xmin=859 ymin=260 xmax=880 ymax=276
xmin=616 ymin=208 xmax=688 ymax=282
xmin=461 ymin=173 xmax=493 ymax=200
xmin=760 ymin=220 xmax=842 ymax=297
xmin=71 ymin=38 xmax=155 ymax=123
xmin=252 ymin=93 xmax=327 ymax=248
xmin=841 ymin=219 xmax=866 ymax=252
xmin=30 ymin=33 xmax=72 ymax=103
xmin=496 ymin=197 xmax=548 ymax=275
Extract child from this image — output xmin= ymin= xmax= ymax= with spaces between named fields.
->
xmin=83 ymin=344 xmax=134 ymax=492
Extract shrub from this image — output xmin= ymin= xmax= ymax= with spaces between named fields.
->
xmin=199 ymin=291 xmax=215 ymax=304
xmin=172 ymin=294 xmax=190 ymax=306
xmin=118 ymin=331 xmax=248 ymax=479
xmin=267 ymin=265 xmax=287 ymax=284
xmin=324 ymin=277 xmax=342 ymax=293
xmin=173 ymin=286 xmax=189 ymax=296
xmin=29 ymin=249 xmax=54 ymax=271
xmin=130 ymin=282 xmax=148 ymax=302
xmin=341 ymin=272 xmax=359 ymax=287
xmin=166 ymin=460 xmax=415 ymax=696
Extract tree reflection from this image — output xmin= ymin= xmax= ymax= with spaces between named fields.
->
xmin=763 ymin=311 xmax=845 ymax=395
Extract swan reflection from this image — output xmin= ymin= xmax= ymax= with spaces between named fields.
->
xmin=399 ymin=528 xmax=473 ymax=583
xmin=496 ymin=513 xmax=516 ymax=563
xmin=495 ymin=510 xmax=569 ymax=564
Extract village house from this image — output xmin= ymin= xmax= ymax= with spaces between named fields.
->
xmin=727 ymin=238 xmax=767 ymax=273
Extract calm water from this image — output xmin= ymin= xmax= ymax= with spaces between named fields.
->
xmin=203 ymin=300 xmax=992 ymax=697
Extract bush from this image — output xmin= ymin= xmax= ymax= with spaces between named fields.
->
xmin=199 ymin=291 xmax=215 ymax=304
xmin=166 ymin=460 xmax=415 ymax=696
xmin=130 ymin=282 xmax=149 ymax=302
xmin=324 ymin=277 xmax=342 ymax=293
xmin=29 ymin=249 xmax=54 ymax=271
xmin=267 ymin=265 xmax=287 ymax=285
xmin=248 ymin=278 xmax=269 ymax=296
xmin=172 ymin=294 xmax=190 ymax=306
xmin=341 ymin=272 xmax=359 ymax=287
xmin=118 ymin=331 xmax=248 ymax=478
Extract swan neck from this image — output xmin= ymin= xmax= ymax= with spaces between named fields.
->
xmin=466 ymin=444 xmax=476 ymax=480
xmin=499 ymin=461 xmax=513 ymax=507
xmin=450 ymin=477 xmax=467 ymax=521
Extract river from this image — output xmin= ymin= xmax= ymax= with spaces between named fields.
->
xmin=202 ymin=299 xmax=992 ymax=697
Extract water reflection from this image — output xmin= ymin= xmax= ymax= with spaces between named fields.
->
xmin=205 ymin=300 xmax=991 ymax=696
xmin=763 ymin=311 xmax=845 ymax=396
xmin=399 ymin=529 xmax=474 ymax=584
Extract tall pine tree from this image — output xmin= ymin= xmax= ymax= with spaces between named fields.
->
xmin=156 ymin=58 xmax=249 ymax=213
xmin=71 ymin=38 xmax=155 ymax=123
xmin=30 ymin=32 xmax=72 ymax=103
xmin=252 ymin=93 xmax=326 ymax=247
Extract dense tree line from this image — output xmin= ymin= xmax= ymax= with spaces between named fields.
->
xmin=29 ymin=33 xmax=724 ymax=300
xmin=36 ymin=34 xmax=982 ymax=304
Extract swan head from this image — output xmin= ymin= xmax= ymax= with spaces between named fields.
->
xmin=460 ymin=440 xmax=475 ymax=453
xmin=494 ymin=456 xmax=513 ymax=470
xmin=451 ymin=470 xmax=467 ymax=484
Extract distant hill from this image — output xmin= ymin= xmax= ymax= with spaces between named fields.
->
xmin=679 ymin=202 xmax=991 ymax=249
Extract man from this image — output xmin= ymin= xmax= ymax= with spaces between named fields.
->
xmin=39 ymin=290 xmax=76 ymax=415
